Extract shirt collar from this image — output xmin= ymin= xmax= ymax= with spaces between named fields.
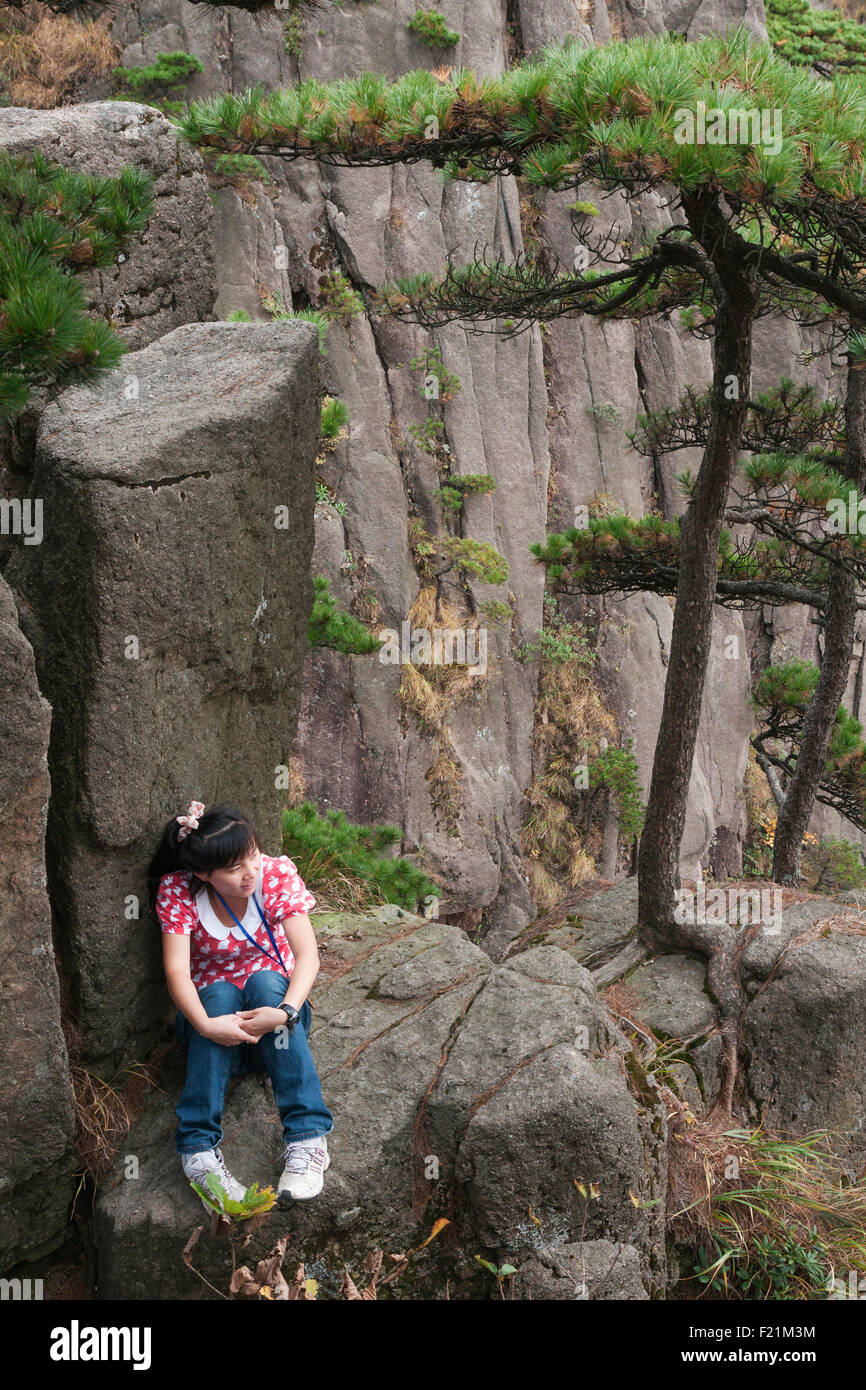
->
xmin=195 ymin=863 xmax=264 ymax=942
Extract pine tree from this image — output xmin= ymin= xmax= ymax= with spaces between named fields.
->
xmin=538 ymin=351 xmax=866 ymax=884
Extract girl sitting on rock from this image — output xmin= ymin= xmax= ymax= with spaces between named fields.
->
xmin=148 ymin=801 xmax=334 ymax=1211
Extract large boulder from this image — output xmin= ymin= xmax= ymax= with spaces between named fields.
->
xmin=93 ymin=906 xmax=667 ymax=1299
xmin=742 ymin=901 xmax=866 ymax=1154
xmin=0 ymin=576 xmax=76 ymax=1270
xmin=6 ymin=320 xmax=321 ymax=1073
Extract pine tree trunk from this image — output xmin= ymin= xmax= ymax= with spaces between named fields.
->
xmin=637 ymin=199 xmax=758 ymax=952
xmin=634 ymin=199 xmax=759 ymax=1118
xmin=771 ymin=353 xmax=866 ymax=883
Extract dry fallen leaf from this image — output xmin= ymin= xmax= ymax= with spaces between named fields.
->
xmin=181 ymin=1227 xmax=202 ymax=1268
xmin=254 ymin=1236 xmax=289 ymax=1289
xmin=414 ymin=1217 xmax=450 ymax=1251
xmin=229 ymin=1266 xmax=262 ymax=1297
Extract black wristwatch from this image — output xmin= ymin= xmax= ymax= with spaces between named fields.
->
xmin=277 ymin=1003 xmax=300 ymax=1029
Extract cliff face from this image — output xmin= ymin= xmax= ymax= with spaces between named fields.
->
xmin=108 ymin=0 xmax=786 ymax=954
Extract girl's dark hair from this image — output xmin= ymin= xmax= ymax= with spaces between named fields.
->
xmin=147 ymin=803 xmax=262 ymax=910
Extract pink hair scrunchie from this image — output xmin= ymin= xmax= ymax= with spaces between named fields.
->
xmin=177 ymin=800 xmax=206 ymax=841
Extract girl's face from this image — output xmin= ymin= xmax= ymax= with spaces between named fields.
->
xmin=201 ymin=844 xmax=262 ymax=900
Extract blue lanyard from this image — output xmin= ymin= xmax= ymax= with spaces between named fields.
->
xmin=211 ymin=888 xmax=288 ymax=974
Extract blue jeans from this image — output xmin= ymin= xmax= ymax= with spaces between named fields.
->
xmin=174 ymin=969 xmax=334 ymax=1154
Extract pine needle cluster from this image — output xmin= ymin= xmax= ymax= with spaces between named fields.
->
xmin=753 ymin=659 xmax=866 ymax=825
xmin=0 ymin=149 xmax=153 ymax=417
xmin=308 ymin=573 xmax=383 ymax=654
xmin=282 ymin=801 xmax=437 ymax=912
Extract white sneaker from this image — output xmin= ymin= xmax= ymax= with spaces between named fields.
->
xmin=181 ymin=1147 xmax=246 ymax=1212
xmin=278 ymin=1134 xmax=330 ymax=1202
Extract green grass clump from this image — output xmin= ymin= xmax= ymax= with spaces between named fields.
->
xmin=671 ymin=1123 xmax=866 ymax=1301
xmin=260 ymin=290 xmax=330 ymax=355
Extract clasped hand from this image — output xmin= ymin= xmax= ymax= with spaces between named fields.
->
xmin=202 ymin=1008 xmax=286 ymax=1045
xmin=235 ymin=1006 xmax=288 ymax=1039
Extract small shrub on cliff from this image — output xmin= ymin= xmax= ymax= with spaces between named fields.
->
xmin=408 ymin=415 xmax=446 ymax=455
xmin=0 ymin=150 xmax=154 ymax=418
xmin=113 ymin=50 xmax=204 ymax=116
xmin=320 ymin=395 xmax=349 ymax=440
xmin=210 ymin=152 xmax=273 ymax=184
xmin=309 ymin=574 xmax=383 ymax=655
xmin=409 ymin=344 xmax=461 ymax=401
xmin=282 ymin=801 xmax=438 ymax=912
xmin=437 ymin=536 xmax=508 ymax=584
xmin=803 ymin=834 xmax=866 ymax=892
xmin=587 ymin=401 xmax=620 ymax=425
xmin=407 ymin=8 xmax=460 ymax=49
xmin=317 ymin=269 xmax=365 ymax=322
xmin=588 ymin=741 xmax=645 ymax=845
xmin=433 ymin=473 xmax=496 ymax=513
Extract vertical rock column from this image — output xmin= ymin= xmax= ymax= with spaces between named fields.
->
xmin=0 ymin=578 xmax=76 ymax=1269
xmin=7 ymin=321 xmax=321 ymax=1073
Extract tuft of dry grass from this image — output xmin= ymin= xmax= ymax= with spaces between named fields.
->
xmin=399 ymin=659 xmax=446 ymax=731
xmin=71 ymin=1057 xmax=162 ymax=1185
xmin=603 ymin=978 xmax=649 ymax=1030
xmin=283 ymin=752 xmax=307 ymax=808
xmin=424 ymin=728 xmax=463 ymax=833
xmin=0 ymin=4 xmax=118 ymax=109
xmin=666 ymin=1098 xmax=866 ymax=1298
xmin=520 ymin=631 xmax=617 ymax=901
xmin=396 ymin=586 xmax=485 ymax=829
xmin=279 ymin=835 xmax=394 ymax=914
xmin=524 ymin=858 xmax=564 ymax=912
